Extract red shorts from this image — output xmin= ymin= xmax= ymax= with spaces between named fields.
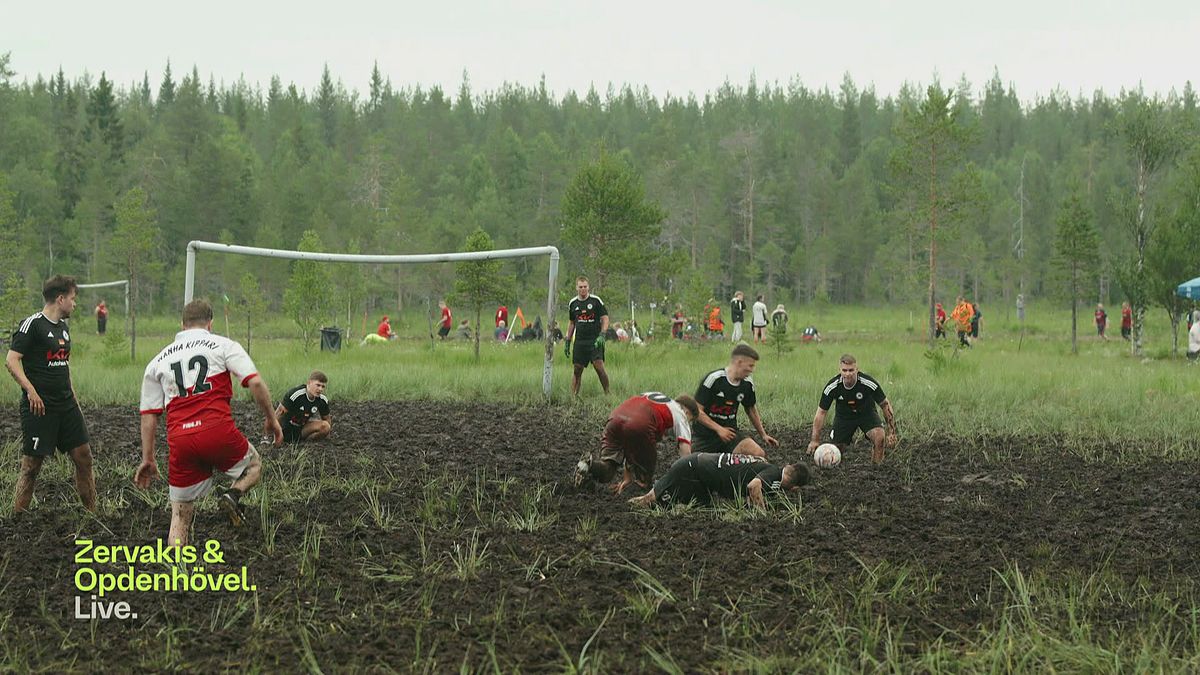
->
xmin=168 ymin=420 xmax=251 ymax=501
xmin=600 ymin=402 xmax=659 ymax=483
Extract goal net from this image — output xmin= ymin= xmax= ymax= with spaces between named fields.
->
xmin=182 ymin=240 xmax=561 ymax=398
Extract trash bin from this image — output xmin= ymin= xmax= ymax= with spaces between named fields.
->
xmin=320 ymin=327 xmax=343 ymax=353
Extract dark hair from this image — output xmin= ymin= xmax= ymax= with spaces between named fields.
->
xmin=308 ymin=370 xmax=328 ymax=383
xmin=782 ymin=463 xmax=810 ymax=489
xmin=673 ymin=394 xmax=700 ymax=418
xmin=42 ymin=275 xmax=77 ymax=303
xmin=840 ymin=353 xmax=857 ymax=365
xmin=731 ymin=344 xmax=760 ymax=361
xmin=182 ymin=299 xmax=214 ymax=327
xmin=757 ymin=294 xmax=764 ymax=301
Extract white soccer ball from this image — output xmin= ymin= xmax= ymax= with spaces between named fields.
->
xmin=813 ymin=443 xmax=841 ymax=467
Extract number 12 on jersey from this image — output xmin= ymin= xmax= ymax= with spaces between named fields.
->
xmin=170 ymin=356 xmax=212 ymax=397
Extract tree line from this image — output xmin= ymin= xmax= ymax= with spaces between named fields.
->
xmin=0 ymin=52 xmax=1197 ymax=350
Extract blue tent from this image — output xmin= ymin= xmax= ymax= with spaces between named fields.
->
xmin=1178 ymin=277 xmax=1200 ymax=300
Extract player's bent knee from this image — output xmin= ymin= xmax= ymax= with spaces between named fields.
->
xmin=734 ymin=438 xmax=765 ymax=457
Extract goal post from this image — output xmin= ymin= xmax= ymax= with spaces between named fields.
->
xmin=183 ymin=240 xmax=562 ymax=398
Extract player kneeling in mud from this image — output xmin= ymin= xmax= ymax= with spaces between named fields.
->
xmin=575 ymin=392 xmax=699 ymax=493
xmin=276 ymin=371 xmax=332 ymax=443
xmin=629 ymin=452 xmax=808 ymax=510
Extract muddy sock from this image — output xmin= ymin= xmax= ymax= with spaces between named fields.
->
xmin=226 ymin=487 xmax=243 ymax=502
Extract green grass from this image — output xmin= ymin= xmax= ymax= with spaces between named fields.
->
xmin=40 ymin=300 xmax=1200 ymax=457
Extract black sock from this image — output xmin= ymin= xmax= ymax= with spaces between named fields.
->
xmin=226 ymin=487 xmax=243 ymax=501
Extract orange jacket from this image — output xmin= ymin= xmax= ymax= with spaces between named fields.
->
xmin=950 ymin=302 xmax=974 ymax=331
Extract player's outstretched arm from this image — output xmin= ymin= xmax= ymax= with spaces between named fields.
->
xmin=746 ymin=406 xmax=778 ymax=447
xmin=807 ymin=408 xmax=827 ymax=453
xmin=248 ymin=376 xmax=283 ymax=447
xmin=135 ymin=413 xmax=161 ymax=488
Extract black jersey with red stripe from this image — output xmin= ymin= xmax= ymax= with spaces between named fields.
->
xmin=10 ymin=312 xmax=76 ymax=410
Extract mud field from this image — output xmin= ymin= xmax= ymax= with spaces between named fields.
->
xmin=1 ymin=401 xmax=1198 ymax=672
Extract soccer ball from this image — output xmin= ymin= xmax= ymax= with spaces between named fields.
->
xmin=813 ymin=443 xmax=841 ymax=467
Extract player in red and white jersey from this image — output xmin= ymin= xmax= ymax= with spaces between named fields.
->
xmin=135 ymin=300 xmax=282 ymax=546
xmin=574 ymin=392 xmax=699 ymax=493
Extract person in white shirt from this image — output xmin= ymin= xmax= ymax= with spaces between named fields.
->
xmin=1188 ymin=311 xmax=1200 ymax=362
xmin=751 ymin=294 xmax=769 ymax=344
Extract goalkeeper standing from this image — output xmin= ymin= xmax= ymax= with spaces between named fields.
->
xmin=564 ymin=276 xmax=610 ymax=396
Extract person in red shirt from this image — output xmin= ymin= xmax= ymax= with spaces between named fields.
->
xmin=136 ymin=300 xmax=283 ymax=546
xmin=495 ymin=306 xmax=508 ymax=328
xmin=1094 ymin=303 xmax=1108 ymax=340
xmin=1120 ymin=302 xmax=1132 ymax=340
xmin=574 ymin=392 xmax=699 ymax=493
xmin=437 ymin=300 xmax=452 ymax=339
xmin=95 ymin=300 xmax=108 ymax=335
xmin=935 ymin=302 xmax=947 ymax=338
xmin=377 ymin=315 xmax=395 ymax=339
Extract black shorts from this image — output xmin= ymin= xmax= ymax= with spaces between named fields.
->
xmin=282 ymin=425 xmax=305 ymax=443
xmin=830 ymin=413 xmax=882 ymax=445
xmin=691 ymin=428 xmax=750 ymax=454
xmin=437 ymin=325 xmax=451 ymax=337
xmin=652 ymin=454 xmax=707 ymax=508
xmin=20 ymin=402 xmax=89 ymax=457
xmin=572 ymin=340 xmax=605 ymax=366
xmin=1121 ymin=326 xmax=1131 ymax=338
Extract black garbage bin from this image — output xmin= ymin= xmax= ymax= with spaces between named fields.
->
xmin=320 ymin=327 xmax=343 ymax=353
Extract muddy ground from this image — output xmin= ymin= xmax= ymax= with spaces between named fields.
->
xmin=1 ymin=401 xmax=1198 ymax=672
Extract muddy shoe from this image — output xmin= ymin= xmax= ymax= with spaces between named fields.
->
xmin=217 ymin=489 xmax=245 ymax=527
xmin=573 ymin=458 xmax=593 ymax=488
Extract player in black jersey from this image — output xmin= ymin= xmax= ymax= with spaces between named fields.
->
xmin=692 ymin=344 xmax=778 ymax=457
xmin=5 ymin=275 xmax=96 ymax=512
xmin=629 ymin=452 xmax=809 ymax=510
xmin=564 ymin=276 xmax=610 ymax=395
xmin=807 ymin=354 xmax=897 ymax=464
xmin=275 ymin=371 xmax=332 ymax=443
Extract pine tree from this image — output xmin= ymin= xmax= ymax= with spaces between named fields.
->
xmin=1052 ymin=193 xmax=1099 ymax=354
xmin=86 ymin=72 xmax=124 ymax=158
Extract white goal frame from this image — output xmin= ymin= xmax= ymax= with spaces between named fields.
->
xmin=77 ymin=279 xmax=129 ymax=317
xmin=183 ymin=240 xmax=561 ymax=398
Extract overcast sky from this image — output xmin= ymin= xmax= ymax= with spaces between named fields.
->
xmin=4 ymin=0 xmax=1197 ymax=103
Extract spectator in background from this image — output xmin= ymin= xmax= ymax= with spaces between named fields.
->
xmin=494 ymin=320 xmax=509 ymax=342
xmin=437 ymin=300 xmax=452 ymax=340
xmin=95 ymin=300 xmax=108 ymax=335
xmin=951 ymin=297 xmax=973 ymax=347
xmin=935 ymin=302 xmax=947 ymax=338
xmin=730 ymin=291 xmax=746 ymax=343
xmin=751 ymin=294 xmax=769 ymax=343
xmin=1121 ymin=302 xmax=1132 ymax=340
xmin=970 ymin=302 xmax=982 ymax=339
xmin=707 ymin=303 xmax=724 ymax=338
xmin=495 ymin=305 xmax=508 ymax=328
xmin=1094 ymin=303 xmax=1108 ymax=340
xmin=455 ymin=319 xmax=472 ymax=340
xmin=771 ymin=304 xmax=788 ymax=331
xmin=1016 ymin=294 xmax=1025 ymax=323
xmin=615 ymin=323 xmax=629 ymax=342
xmin=550 ymin=321 xmax=563 ymax=342
xmin=1188 ymin=311 xmax=1200 ymax=361
xmin=376 ymin=315 xmax=395 ymax=340
xmin=671 ymin=305 xmax=686 ymax=340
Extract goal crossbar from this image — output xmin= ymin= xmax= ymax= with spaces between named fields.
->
xmin=183 ymin=240 xmax=561 ymax=398
xmin=77 ymin=279 xmax=130 ymax=317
